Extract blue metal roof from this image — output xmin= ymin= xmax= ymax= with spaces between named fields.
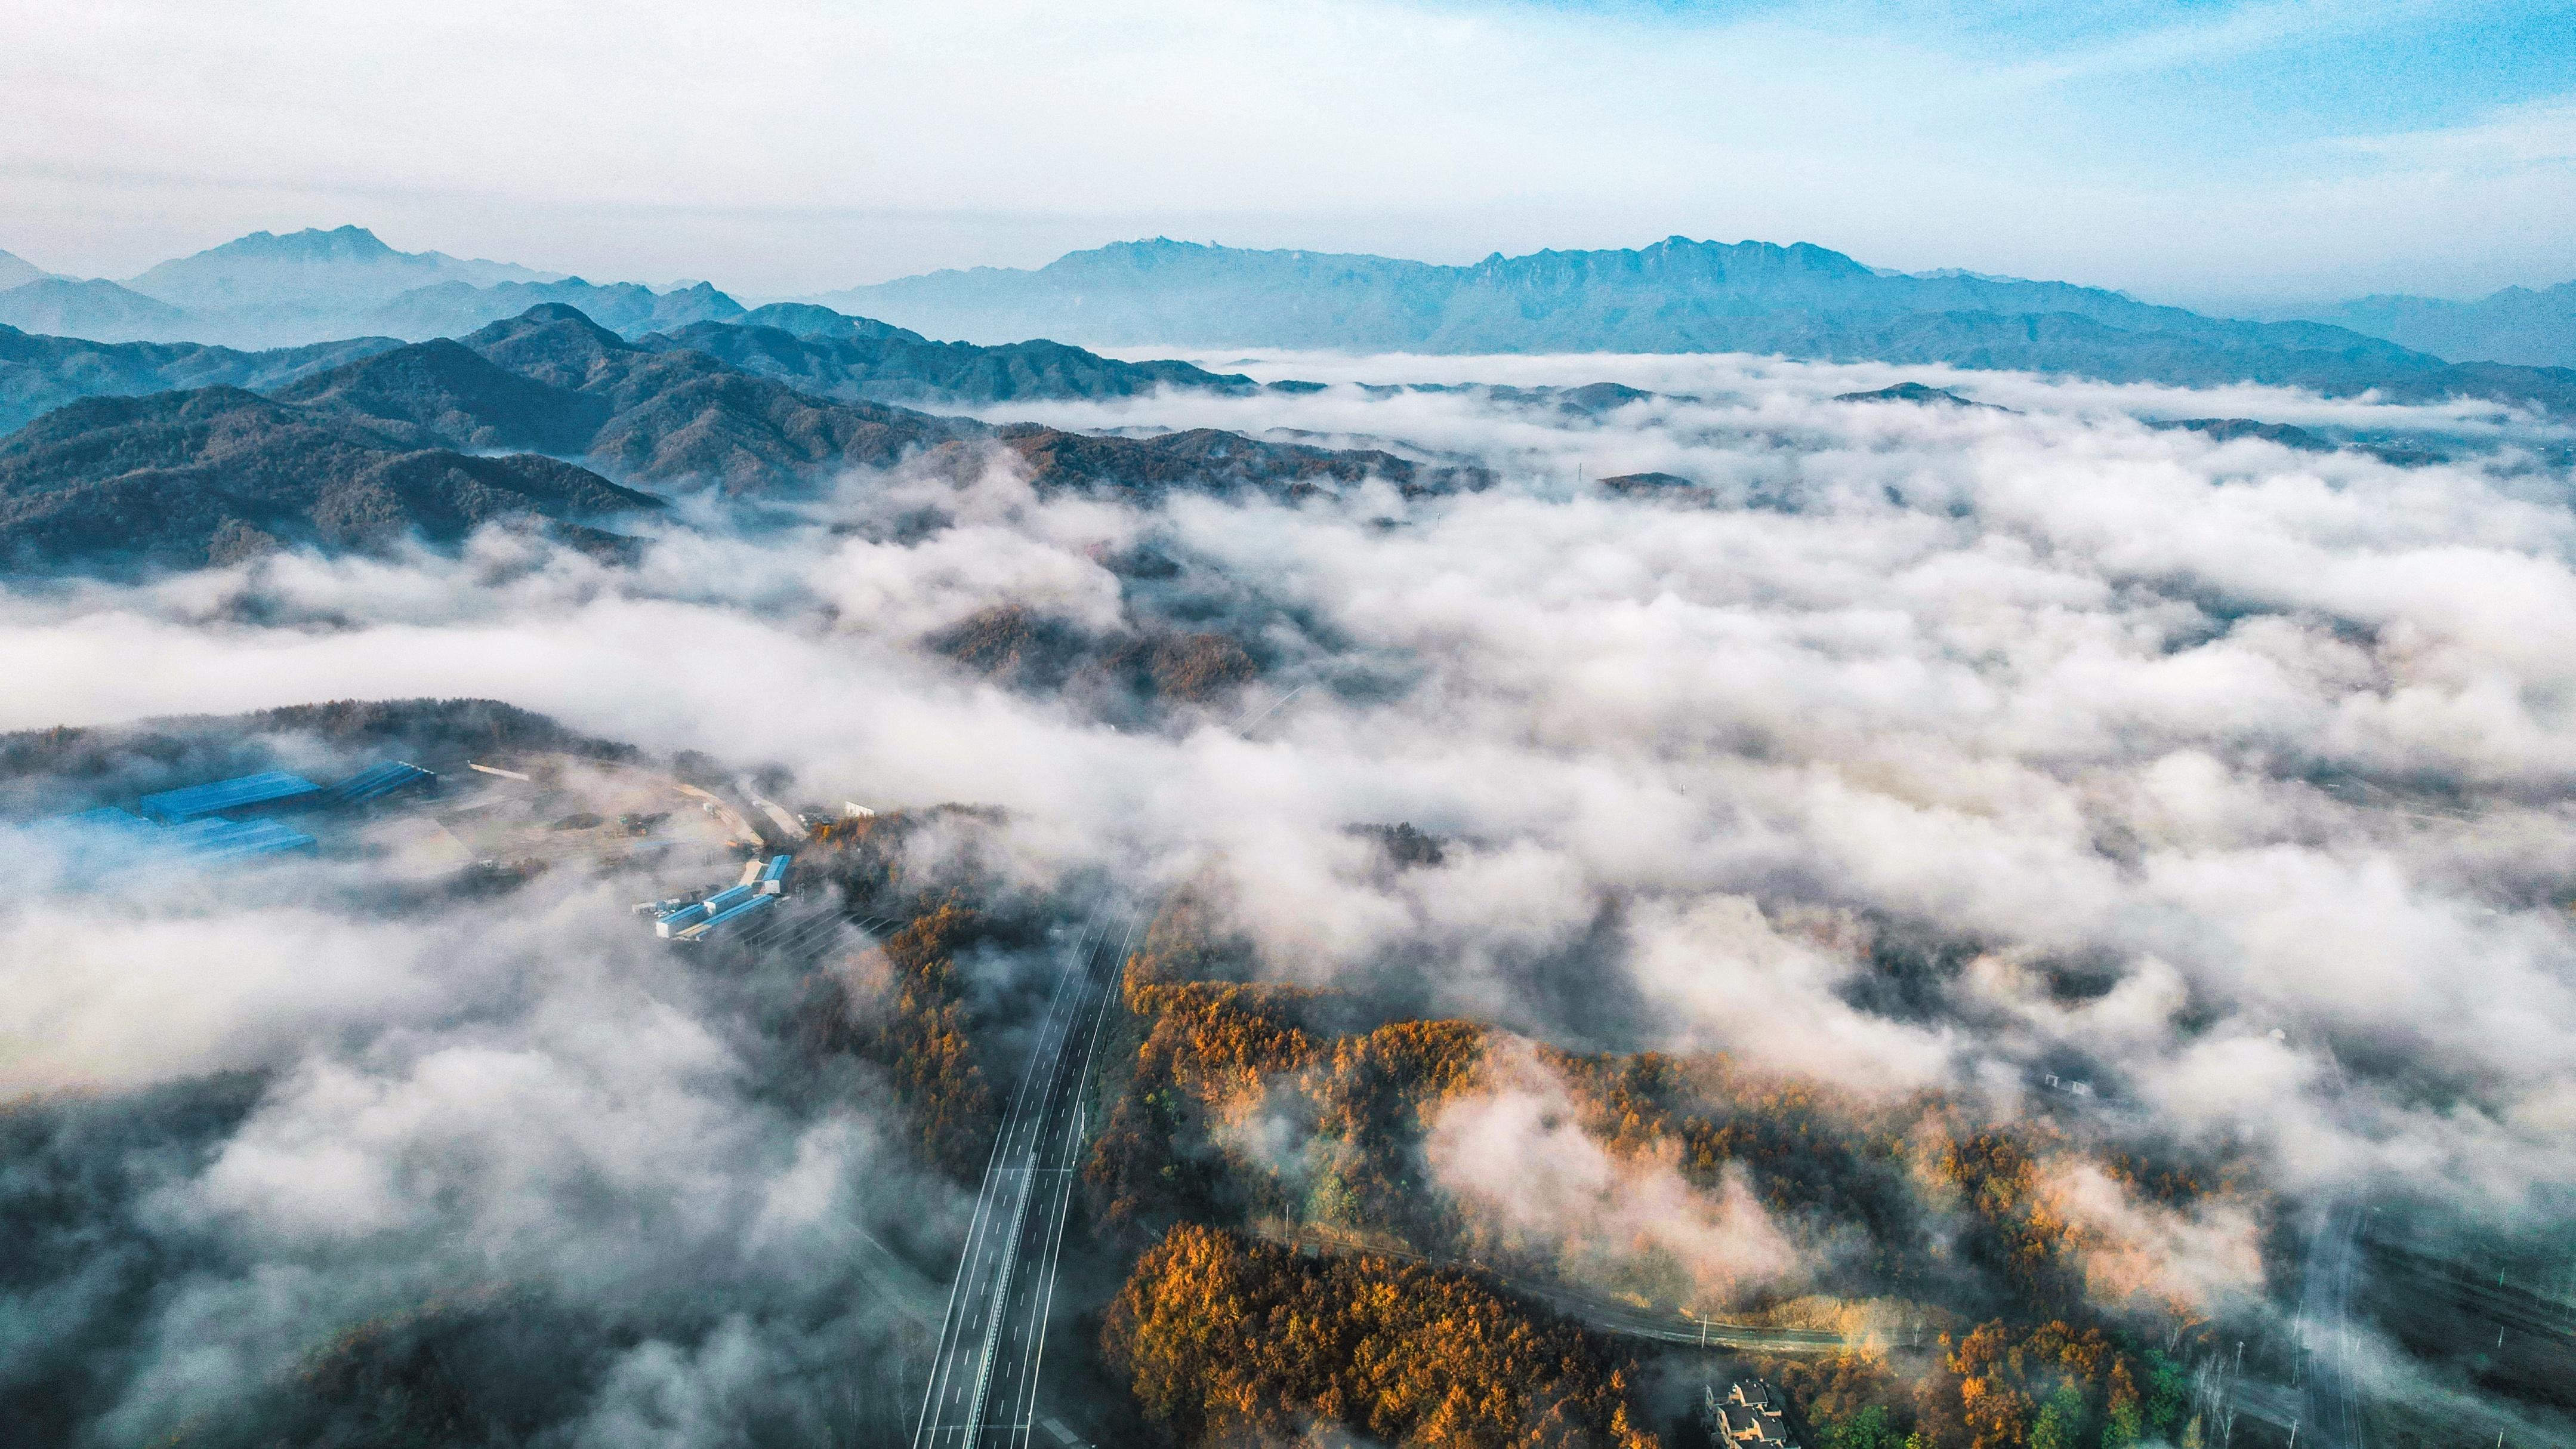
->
xmin=325 ymin=760 xmax=436 ymax=806
xmin=757 ymin=854 xmax=792 ymax=882
xmin=45 ymin=806 xmax=158 ymax=834
xmin=176 ymin=818 xmax=317 ymax=861
xmin=678 ymin=892 xmax=776 ymax=940
xmin=139 ymin=771 xmax=322 ymax=823
xmin=20 ymin=807 xmax=162 ymax=874
xmin=655 ymin=899 xmax=714 ymax=936
xmin=18 ymin=804 xmax=312 ymax=874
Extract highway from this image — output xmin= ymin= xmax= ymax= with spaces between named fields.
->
xmin=914 ymin=912 xmax=1133 ymax=1449
xmin=2300 ymin=1043 xmax=2368 ymax=1449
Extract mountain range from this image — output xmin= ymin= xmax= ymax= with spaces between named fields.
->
xmin=0 ymin=227 xmax=740 ymax=350
xmin=813 ymin=238 xmax=2576 ymax=409
xmin=2263 ymin=281 xmax=2576 ymax=369
xmin=0 ymin=304 xmax=1252 ymax=437
xmin=9 ymin=227 xmax=2572 ymax=403
xmin=0 ymin=304 xmax=1476 ymax=572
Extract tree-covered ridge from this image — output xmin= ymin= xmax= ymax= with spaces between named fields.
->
xmin=1106 ymin=1223 xmax=1656 ymax=1449
xmin=1089 ymin=889 xmax=2251 ymax=1449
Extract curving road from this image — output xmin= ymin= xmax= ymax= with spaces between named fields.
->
xmin=914 ymin=912 xmax=1133 ymax=1449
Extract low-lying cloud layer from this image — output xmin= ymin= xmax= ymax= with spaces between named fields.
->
xmin=5 ymin=350 xmax=2573 ymax=1438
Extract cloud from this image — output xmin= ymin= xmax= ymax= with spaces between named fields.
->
xmin=2041 ymin=1158 xmax=2268 ymax=1319
xmin=1423 ymin=1044 xmax=1806 ymax=1309
xmin=7 ymin=350 xmax=2576 ymax=1433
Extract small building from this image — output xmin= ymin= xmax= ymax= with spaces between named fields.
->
xmin=754 ymin=854 xmax=792 ymax=895
xmin=1702 ymin=1379 xmax=1797 ymax=1449
xmin=655 ymin=883 xmax=757 ymax=938
xmin=139 ymin=771 xmax=323 ymax=824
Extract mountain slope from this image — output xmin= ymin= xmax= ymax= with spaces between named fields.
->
xmin=0 ymin=303 xmax=1485 ymax=570
xmin=362 ymin=279 xmax=745 ymax=343
xmin=2274 ymin=281 xmax=2576 ymax=368
xmin=0 ymin=325 xmax=402 ymax=434
xmin=0 ymin=280 xmax=198 ymax=344
xmin=819 ymin=236 xmax=2576 ymax=415
xmin=990 ymin=424 xmax=1486 ymax=500
xmin=0 ymin=387 xmax=655 ymax=569
xmin=444 ymin=305 xmax=980 ymax=489
xmin=0 ymin=251 xmax=48 ymax=290
xmin=649 ymin=315 xmax=1254 ymax=406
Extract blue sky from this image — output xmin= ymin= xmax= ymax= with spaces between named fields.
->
xmin=0 ymin=0 xmax=2568 ymax=306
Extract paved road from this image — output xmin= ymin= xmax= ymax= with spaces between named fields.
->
xmin=2301 ymin=1041 xmax=2368 ymax=1449
xmin=914 ymin=912 xmax=1132 ymax=1449
xmin=2301 ymin=1198 xmax=2368 ymax=1449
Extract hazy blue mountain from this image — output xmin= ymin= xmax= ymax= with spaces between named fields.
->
xmin=0 ymin=279 xmax=197 ymax=344
xmin=28 ymin=225 xmax=740 ymax=348
xmin=127 ymin=225 xmax=551 ymax=313
xmin=112 ymin=226 xmax=562 ymax=347
xmin=812 ymin=236 xmax=2576 ymax=415
xmin=815 ymin=236 xmax=2397 ymax=352
xmin=2269 ymin=282 xmax=2576 ymax=368
xmin=360 ymin=278 xmax=746 ymax=342
xmin=0 ymin=251 xmax=48 ymax=290
xmin=0 ymin=325 xmax=402 ymax=434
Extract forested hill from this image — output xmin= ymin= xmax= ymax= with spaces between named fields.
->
xmin=0 ymin=306 xmax=1248 ymax=436
xmin=820 ymin=236 xmax=2576 ymax=417
xmin=0 ymin=305 xmax=1481 ymax=572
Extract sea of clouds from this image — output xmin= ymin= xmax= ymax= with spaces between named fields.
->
xmin=4 ymin=351 xmax=2572 ymax=1439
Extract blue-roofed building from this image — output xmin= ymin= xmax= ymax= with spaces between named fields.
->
xmin=18 ymin=804 xmax=314 ymax=877
xmin=754 ymin=854 xmax=792 ymax=895
xmin=323 ymin=760 xmax=438 ymax=809
xmin=20 ymin=807 xmax=163 ymax=877
xmin=139 ymin=771 xmax=323 ymax=824
xmin=674 ymin=891 xmax=776 ymax=942
xmin=655 ymin=899 xmax=715 ymax=937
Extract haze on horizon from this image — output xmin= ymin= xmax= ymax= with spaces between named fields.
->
xmin=2 ymin=0 xmax=2572 ymax=311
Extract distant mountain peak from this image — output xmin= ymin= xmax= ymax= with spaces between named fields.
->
xmin=126 ymin=226 xmax=556 ymax=319
xmin=205 ymin=224 xmax=399 ymax=260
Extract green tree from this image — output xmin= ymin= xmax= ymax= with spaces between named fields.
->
xmin=1824 ymin=1405 xmax=1905 ymax=1449
xmin=2028 ymin=1382 xmax=2084 ymax=1449
xmin=2144 ymin=1352 xmax=2190 ymax=1438
xmin=2103 ymin=1361 xmax=2144 ymax=1448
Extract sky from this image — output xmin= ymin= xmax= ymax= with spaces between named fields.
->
xmin=0 ymin=0 xmax=2571 ymax=308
